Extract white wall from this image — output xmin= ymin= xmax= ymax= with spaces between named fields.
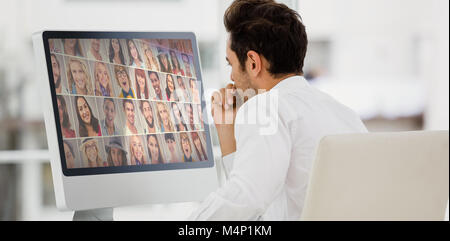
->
xmin=299 ymin=0 xmax=448 ymax=128
xmin=422 ymin=0 xmax=449 ymax=130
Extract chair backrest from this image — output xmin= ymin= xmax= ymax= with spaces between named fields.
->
xmin=301 ymin=131 xmax=449 ymax=221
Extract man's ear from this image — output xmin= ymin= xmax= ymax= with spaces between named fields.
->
xmin=246 ymin=50 xmax=262 ymax=77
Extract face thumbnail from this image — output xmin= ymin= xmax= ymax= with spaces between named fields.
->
xmin=67 ymin=58 xmax=93 ymax=95
xmin=167 ymin=74 xmax=175 ymax=92
xmin=160 ymin=54 xmax=169 ymax=71
xmin=182 ymin=54 xmax=192 ymax=76
xmin=105 ymin=137 xmax=127 ymax=167
xmin=130 ymin=135 xmax=145 ymax=165
xmin=142 ymin=101 xmax=154 ymax=125
xmin=64 ymin=141 xmax=75 ymax=169
xmin=103 ymin=99 xmax=116 ymax=125
xmin=177 ymin=76 xmax=185 ymax=89
xmin=128 ymin=40 xmax=139 ymax=61
xmin=117 ymin=68 xmax=130 ymax=91
xmin=136 ymin=72 xmax=146 ymax=90
xmin=186 ymin=104 xmax=194 ymax=124
xmin=91 ymin=39 xmax=100 ymax=52
xmin=172 ymin=103 xmax=182 ymax=122
xmin=167 ymin=138 xmax=176 ymax=153
xmin=165 ymin=133 xmax=181 ymax=163
xmin=147 ymin=135 xmax=161 ymax=164
xmin=181 ymin=134 xmax=192 ymax=158
xmin=71 ymin=62 xmax=86 ymax=89
xmin=111 ymin=39 xmax=120 ymax=53
xmin=124 ymin=101 xmax=135 ymax=126
xmin=95 ymin=63 xmax=110 ymax=90
xmin=149 ymin=72 xmax=161 ymax=98
xmin=51 ymin=55 xmax=61 ymax=87
xmin=77 ymin=97 xmax=92 ymax=125
xmin=110 ymin=147 xmax=124 ymax=167
xmin=57 ymin=98 xmax=64 ymax=124
xmin=85 ymin=141 xmax=98 ymax=163
xmin=157 ymin=103 xmax=171 ymax=130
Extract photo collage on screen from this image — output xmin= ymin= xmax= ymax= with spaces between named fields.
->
xmin=49 ymin=38 xmax=208 ymax=169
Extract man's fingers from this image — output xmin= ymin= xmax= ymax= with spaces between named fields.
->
xmin=211 ymin=84 xmax=237 ymax=112
xmin=210 ymin=84 xmax=239 ymax=125
xmin=225 ymin=84 xmax=236 ymax=106
xmin=212 ymin=91 xmax=223 ymax=107
xmin=218 ymin=88 xmax=230 ymax=110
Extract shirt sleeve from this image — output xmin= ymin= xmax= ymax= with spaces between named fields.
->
xmin=221 ymin=152 xmax=235 ymax=180
xmin=189 ymin=96 xmax=292 ymax=220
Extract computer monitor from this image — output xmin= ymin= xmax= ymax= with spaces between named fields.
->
xmin=32 ymin=31 xmax=218 ymax=211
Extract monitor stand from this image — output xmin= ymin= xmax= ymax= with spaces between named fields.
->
xmin=73 ymin=208 xmax=114 ymax=221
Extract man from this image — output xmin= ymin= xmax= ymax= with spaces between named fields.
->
xmin=123 ymin=99 xmax=138 ymax=135
xmin=190 ymin=0 xmax=367 ymax=220
xmin=140 ymin=100 xmax=158 ymax=134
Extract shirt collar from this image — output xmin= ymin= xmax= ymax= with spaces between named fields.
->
xmin=271 ymin=75 xmax=309 ymax=92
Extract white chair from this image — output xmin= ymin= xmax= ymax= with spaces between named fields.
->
xmin=301 ymin=131 xmax=449 ymax=221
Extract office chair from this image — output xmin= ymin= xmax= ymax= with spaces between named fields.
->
xmin=301 ymin=131 xmax=449 ymax=221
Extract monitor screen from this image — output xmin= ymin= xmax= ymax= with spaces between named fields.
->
xmin=44 ymin=32 xmax=213 ymax=176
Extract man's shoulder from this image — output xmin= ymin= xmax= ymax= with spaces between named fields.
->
xmin=236 ymin=91 xmax=274 ymax=118
xmin=234 ymin=91 xmax=283 ymax=135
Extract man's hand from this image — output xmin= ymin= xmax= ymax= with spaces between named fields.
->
xmin=211 ymin=84 xmax=239 ymax=157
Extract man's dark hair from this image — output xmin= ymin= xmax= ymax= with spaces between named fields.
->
xmin=224 ymin=0 xmax=308 ymax=77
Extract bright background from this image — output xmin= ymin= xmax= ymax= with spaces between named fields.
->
xmin=0 ymin=0 xmax=448 ymax=221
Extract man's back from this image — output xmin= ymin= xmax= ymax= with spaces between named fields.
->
xmin=259 ymin=76 xmax=368 ymax=220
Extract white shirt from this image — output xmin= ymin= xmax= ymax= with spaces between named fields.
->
xmin=189 ymin=76 xmax=368 ymax=221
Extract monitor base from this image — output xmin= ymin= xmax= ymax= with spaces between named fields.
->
xmin=73 ymin=208 xmax=114 ymax=221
